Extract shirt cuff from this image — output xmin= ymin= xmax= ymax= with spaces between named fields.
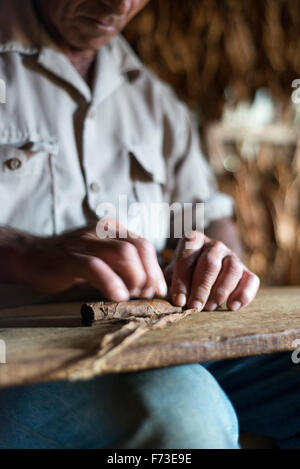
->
xmin=203 ymin=192 xmax=235 ymax=228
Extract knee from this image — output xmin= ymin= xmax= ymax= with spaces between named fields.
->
xmin=0 ymin=364 xmax=239 ymax=449
xmin=120 ymin=364 xmax=239 ymax=449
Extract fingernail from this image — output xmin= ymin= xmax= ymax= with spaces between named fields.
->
xmin=189 ymin=301 xmax=204 ymax=311
xmin=130 ymin=288 xmax=141 ymax=298
xmin=231 ymin=301 xmax=242 ymax=311
xmin=116 ymin=290 xmax=130 ymax=301
xmin=206 ymin=302 xmax=218 ymax=312
xmin=157 ymin=281 xmax=168 ymax=297
xmin=141 ymin=287 xmax=155 ymax=299
xmin=173 ymin=293 xmax=186 ymax=307
xmin=185 ymin=231 xmax=195 ymax=240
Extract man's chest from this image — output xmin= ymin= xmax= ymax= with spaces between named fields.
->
xmin=0 ymin=58 xmax=167 ymax=247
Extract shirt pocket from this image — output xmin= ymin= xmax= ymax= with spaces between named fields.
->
xmin=125 ymin=143 xmax=168 ymax=249
xmin=0 ymin=140 xmax=58 ymax=236
xmin=127 ymin=142 xmax=166 ymax=204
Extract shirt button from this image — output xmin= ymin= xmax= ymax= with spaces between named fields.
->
xmin=7 ymin=158 xmax=22 ymax=170
xmin=90 ymin=182 xmax=100 ymax=193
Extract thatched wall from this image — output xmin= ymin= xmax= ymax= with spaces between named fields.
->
xmin=125 ymin=0 xmax=300 ymax=285
xmin=125 ymin=0 xmax=300 ymax=123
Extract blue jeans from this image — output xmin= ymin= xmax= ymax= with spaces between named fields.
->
xmin=0 ymin=353 xmax=299 ymax=449
xmin=206 ymin=353 xmax=300 ymax=449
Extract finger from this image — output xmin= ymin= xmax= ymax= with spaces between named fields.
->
xmin=187 ymin=240 xmax=228 ymax=310
xmin=97 ymin=218 xmax=166 ymax=298
xmin=78 ymin=254 xmax=130 ymax=302
xmin=171 ymin=231 xmax=206 ymax=307
xmin=164 ymin=262 xmax=174 ymax=289
xmin=89 ymin=239 xmax=147 ymax=295
xmin=128 ymin=236 xmax=167 ymax=298
xmin=205 ymin=255 xmax=244 ymax=311
xmin=227 ymin=270 xmax=260 ymax=311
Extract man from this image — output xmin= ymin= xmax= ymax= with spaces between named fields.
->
xmin=0 ymin=0 xmax=298 ymax=449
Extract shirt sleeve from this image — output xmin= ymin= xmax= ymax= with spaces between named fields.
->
xmin=159 ymin=84 xmax=234 ymax=230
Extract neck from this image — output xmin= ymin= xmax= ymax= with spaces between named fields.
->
xmin=66 ymin=49 xmax=96 ymax=81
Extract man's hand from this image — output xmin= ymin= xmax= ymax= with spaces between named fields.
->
xmin=9 ymin=221 xmax=167 ymax=302
xmin=165 ymin=231 xmax=260 ymax=311
xmin=2 ymin=224 xmax=259 ymax=310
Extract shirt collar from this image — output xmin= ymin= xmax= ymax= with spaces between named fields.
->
xmin=0 ymin=0 xmax=40 ymax=54
xmin=0 ymin=0 xmax=143 ymax=104
xmin=92 ymin=36 xmax=143 ymax=106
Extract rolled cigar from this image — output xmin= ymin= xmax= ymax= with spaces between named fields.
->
xmin=81 ymin=299 xmax=183 ymax=326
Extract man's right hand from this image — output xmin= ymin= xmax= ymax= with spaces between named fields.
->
xmin=2 ymin=220 xmax=167 ymax=302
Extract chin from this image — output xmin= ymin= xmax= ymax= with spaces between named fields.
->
xmin=67 ymin=30 xmax=118 ymax=51
xmin=87 ymin=34 xmax=117 ymax=50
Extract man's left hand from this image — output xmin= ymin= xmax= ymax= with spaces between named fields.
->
xmin=165 ymin=231 xmax=260 ymax=311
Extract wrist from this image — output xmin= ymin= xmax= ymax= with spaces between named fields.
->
xmin=0 ymin=228 xmax=35 ymax=284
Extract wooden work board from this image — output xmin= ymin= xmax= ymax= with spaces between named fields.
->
xmin=0 ymin=287 xmax=300 ymax=389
